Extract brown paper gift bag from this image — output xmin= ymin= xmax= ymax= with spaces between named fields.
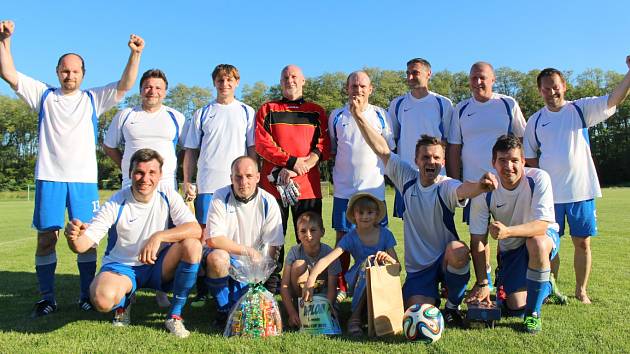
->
xmin=366 ymin=257 xmax=404 ymax=336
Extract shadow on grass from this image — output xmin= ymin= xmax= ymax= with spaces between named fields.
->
xmin=0 ymin=271 xmax=442 ymax=341
xmin=0 ymin=271 xmax=202 ymax=334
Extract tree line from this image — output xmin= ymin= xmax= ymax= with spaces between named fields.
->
xmin=0 ymin=67 xmax=628 ymax=191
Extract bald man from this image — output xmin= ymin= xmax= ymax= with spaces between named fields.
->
xmin=255 ymin=65 xmax=330 ymax=294
xmin=0 ymin=20 xmax=143 ymax=317
xmin=203 ymin=156 xmax=284 ymax=328
xmin=328 ymin=71 xmax=395 ymax=300
xmin=447 ymin=61 xmax=526 ymax=298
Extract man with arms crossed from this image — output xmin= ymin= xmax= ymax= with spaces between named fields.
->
xmin=64 ymin=149 xmax=201 ymax=338
xmin=0 ymin=20 xmax=143 ymax=316
xmin=523 ymin=57 xmax=630 ymax=304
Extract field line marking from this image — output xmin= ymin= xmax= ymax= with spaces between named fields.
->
xmin=0 ymin=237 xmax=32 ymax=246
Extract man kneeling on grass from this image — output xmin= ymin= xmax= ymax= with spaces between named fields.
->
xmin=64 ymin=148 xmax=201 ymax=338
xmin=466 ymin=135 xmax=560 ymax=334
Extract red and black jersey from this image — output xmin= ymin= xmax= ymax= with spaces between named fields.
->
xmin=255 ymin=97 xmax=330 ymax=200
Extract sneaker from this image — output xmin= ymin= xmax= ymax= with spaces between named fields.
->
xmin=155 ymin=291 xmax=171 ymax=308
xmin=113 ymin=306 xmax=131 ymax=327
xmin=165 ymin=316 xmax=190 ymax=338
xmin=524 ymin=313 xmax=542 ymax=334
xmin=78 ymin=298 xmax=93 ymax=311
xmin=190 ymin=294 xmax=208 ymax=308
xmin=545 ymin=275 xmax=568 ymax=305
xmin=442 ymin=307 xmax=465 ymax=327
xmin=212 ymin=311 xmax=229 ymax=330
xmin=31 ymin=299 xmax=57 ymax=318
xmin=336 ymin=290 xmax=347 ymax=303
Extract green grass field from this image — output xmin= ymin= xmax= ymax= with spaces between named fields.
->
xmin=1 ymin=187 xmax=629 ymax=353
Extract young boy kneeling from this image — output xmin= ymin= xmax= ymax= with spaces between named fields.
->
xmin=280 ymin=212 xmax=340 ymax=328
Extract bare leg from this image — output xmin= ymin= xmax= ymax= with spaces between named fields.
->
xmin=572 ymin=236 xmax=592 ymax=304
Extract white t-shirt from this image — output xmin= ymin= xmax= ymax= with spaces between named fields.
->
xmin=523 ymin=96 xmax=615 ymax=203
xmin=15 ymin=72 xmax=120 ymax=183
xmin=184 ymin=100 xmax=255 ymax=194
xmin=385 ymin=153 xmax=466 ymax=273
xmin=104 ymin=105 xmax=186 ymax=187
xmin=469 ymin=168 xmax=556 ymax=252
xmin=329 ymin=104 xmax=395 ymax=200
xmin=205 ymin=185 xmax=284 ymax=248
xmin=448 ymin=93 xmax=526 ymax=181
xmin=388 ymin=91 xmax=454 ymax=166
xmin=84 ymin=184 xmax=196 ymax=266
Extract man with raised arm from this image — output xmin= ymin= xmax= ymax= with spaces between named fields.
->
xmin=64 ymin=149 xmax=201 ymax=338
xmin=328 ymin=70 xmax=394 ymax=301
xmin=467 ymin=135 xmax=560 ymax=334
xmin=388 ymin=58 xmax=454 ymax=217
xmin=0 ymin=20 xmax=143 ymax=317
xmin=523 ymin=56 xmax=630 ymax=304
xmin=255 ymin=65 xmax=330 ymax=293
xmin=350 ymin=90 xmax=497 ymax=327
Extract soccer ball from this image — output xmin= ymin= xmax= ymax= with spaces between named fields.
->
xmin=402 ymin=303 xmax=444 ymax=343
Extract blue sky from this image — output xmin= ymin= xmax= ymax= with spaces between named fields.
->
xmin=2 ymin=0 xmax=629 ymax=98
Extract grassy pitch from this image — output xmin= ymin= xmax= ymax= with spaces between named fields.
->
xmin=0 ymin=188 xmax=629 ymax=353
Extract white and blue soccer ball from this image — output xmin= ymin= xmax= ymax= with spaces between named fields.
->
xmin=402 ymin=303 xmax=444 ymax=343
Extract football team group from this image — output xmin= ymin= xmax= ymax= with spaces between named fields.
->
xmin=1 ymin=19 xmax=629 ymax=338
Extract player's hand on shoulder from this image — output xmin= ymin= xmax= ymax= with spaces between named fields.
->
xmin=128 ymin=34 xmax=145 ymax=53
xmin=64 ymin=219 xmax=84 ymax=241
xmin=0 ymin=20 xmax=15 ymax=40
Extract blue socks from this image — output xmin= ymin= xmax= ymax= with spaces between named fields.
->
xmin=168 ymin=261 xmax=199 ymax=318
xmin=207 ymin=276 xmax=231 ymax=313
xmin=206 ymin=276 xmax=248 ymax=313
xmin=77 ymin=252 xmax=97 ymax=301
xmin=444 ymin=263 xmax=470 ymax=307
xmin=35 ymin=253 xmax=57 ymax=303
xmin=526 ymin=268 xmax=551 ymax=315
